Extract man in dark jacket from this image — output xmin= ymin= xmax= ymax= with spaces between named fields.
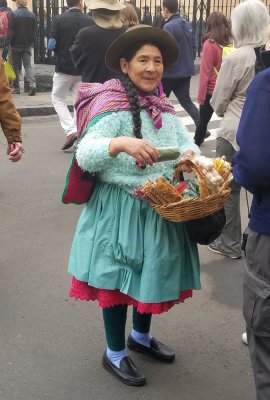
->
xmin=8 ymin=0 xmax=36 ymax=95
xmin=48 ymin=0 xmax=94 ymax=150
xmin=70 ymin=0 xmax=127 ymax=84
xmin=162 ymin=0 xmax=199 ymax=127
xmin=233 ymin=49 xmax=270 ymax=400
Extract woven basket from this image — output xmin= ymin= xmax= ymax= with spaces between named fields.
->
xmin=141 ymin=159 xmax=232 ymax=223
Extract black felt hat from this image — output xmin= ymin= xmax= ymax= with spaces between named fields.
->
xmin=105 ymin=24 xmax=179 ymax=72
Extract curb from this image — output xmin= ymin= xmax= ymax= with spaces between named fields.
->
xmin=17 ymin=105 xmax=73 ymax=118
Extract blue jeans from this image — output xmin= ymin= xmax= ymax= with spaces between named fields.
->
xmin=10 ymin=46 xmax=36 ymax=90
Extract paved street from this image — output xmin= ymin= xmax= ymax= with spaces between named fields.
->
xmin=0 ymin=76 xmax=255 ymax=400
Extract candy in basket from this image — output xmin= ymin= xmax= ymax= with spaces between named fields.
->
xmin=134 ymin=155 xmax=233 ymax=223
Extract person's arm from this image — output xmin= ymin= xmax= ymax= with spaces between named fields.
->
xmin=49 ymin=16 xmax=59 ymax=51
xmin=31 ymin=13 xmax=36 ymax=46
xmin=70 ymin=29 xmax=85 ymax=72
xmin=197 ymin=41 xmax=215 ymax=104
xmin=0 ymin=58 xmax=24 ymax=162
xmin=234 ymin=77 xmax=270 ymax=193
xmin=7 ymin=11 xmax=14 ymax=44
xmin=76 ymin=113 xmax=158 ymax=172
xmin=210 ymin=55 xmax=238 ymax=117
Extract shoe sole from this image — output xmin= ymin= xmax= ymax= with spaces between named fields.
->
xmin=102 ymin=358 xmax=146 ymax=387
xmin=207 ymin=245 xmax=241 ymax=259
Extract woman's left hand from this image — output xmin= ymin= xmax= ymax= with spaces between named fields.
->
xmin=177 ymin=150 xmax=195 ymax=173
xmin=7 ymin=142 xmax=25 ymax=162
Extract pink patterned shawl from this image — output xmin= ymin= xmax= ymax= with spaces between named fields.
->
xmin=75 ymin=78 xmax=175 ymax=138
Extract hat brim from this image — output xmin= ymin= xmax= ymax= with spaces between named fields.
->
xmin=87 ymin=0 xmax=126 ymax=10
xmin=105 ymin=25 xmax=180 ymax=72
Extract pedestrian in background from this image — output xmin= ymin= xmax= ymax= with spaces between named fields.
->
xmin=120 ymin=2 xmax=139 ymax=27
xmin=48 ymin=0 xmax=94 ymax=151
xmin=152 ymin=5 xmax=164 ymax=28
xmin=194 ymin=12 xmax=232 ymax=146
xmin=0 ymin=52 xmax=24 ymax=162
xmin=70 ymin=0 xmax=127 ymax=83
xmin=207 ymin=0 xmax=269 ymax=260
xmin=141 ymin=5 xmax=152 ymax=25
xmin=8 ymin=0 xmax=37 ymax=96
xmin=66 ymin=25 xmax=201 ymax=386
xmin=233 ymin=40 xmax=270 ymax=400
xmin=162 ymin=0 xmax=200 ymax=129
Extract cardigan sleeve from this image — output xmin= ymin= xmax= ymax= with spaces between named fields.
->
xmin=76 ymin=112 xmax=121 ymax=173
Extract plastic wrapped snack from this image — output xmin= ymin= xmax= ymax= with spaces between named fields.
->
xmin=156 ymin=147 xmax=180 ymax=162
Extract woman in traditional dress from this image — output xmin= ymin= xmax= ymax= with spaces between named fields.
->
xmin=65 ymin=25 xmax=201 ymax=386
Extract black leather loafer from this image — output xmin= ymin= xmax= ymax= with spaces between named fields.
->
xmin=102 ymin=353 xmax=146 ymax=386
xmin=127 ymin=335 xmax=175 ymax=363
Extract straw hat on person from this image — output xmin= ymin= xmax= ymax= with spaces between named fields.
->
xmin=86 ymin=0 xmax=126 ymax=10
xmin=85 ymin=0 xmax=126 ymax=28
xmin=105 ymin=24 xmax=180 ymax=72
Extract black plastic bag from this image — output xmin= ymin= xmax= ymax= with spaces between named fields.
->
xmin=186 ymin=208 xmax=226 ymax=245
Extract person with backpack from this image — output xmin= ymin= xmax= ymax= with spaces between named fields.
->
xmin=194 ymin=12 xmax=233 ymax=147
xmin=162 ymin=0 xmax=200 ymax=129
xmin=0 ymin=0 xmax=12 ymax=53
xmin=207 ymin=0 xmax=269 ymax=260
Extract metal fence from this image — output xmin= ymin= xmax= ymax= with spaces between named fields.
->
xmin=33 ymin=0 xmax=270 ymax=63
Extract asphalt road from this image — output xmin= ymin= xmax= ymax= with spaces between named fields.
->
xmin=0 ymin=114 xmax=255 ymax=400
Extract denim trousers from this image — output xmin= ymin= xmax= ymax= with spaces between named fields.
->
xmin=51 ymin=72 xmax=81 ymax=136
xmin=162 ymin=76 xmax=200 ymax=127
xmin=10 ymin=46 xmax=36 ymax=89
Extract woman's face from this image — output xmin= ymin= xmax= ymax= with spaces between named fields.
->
xmin=120 ymin=44 xmax=164 ymax=93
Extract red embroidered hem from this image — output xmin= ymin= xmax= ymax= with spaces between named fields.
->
xmin=70 ymin=277 xmax=193 ymax=314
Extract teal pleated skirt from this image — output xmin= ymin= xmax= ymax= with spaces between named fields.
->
xmin=68 ymin=182 xmax=201 ymax=307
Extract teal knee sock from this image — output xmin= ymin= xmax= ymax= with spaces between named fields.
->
xmin=102 ymin=304 xmax=128 ymax=351
xmin=131 ymin=307 xmax=152 ymax=347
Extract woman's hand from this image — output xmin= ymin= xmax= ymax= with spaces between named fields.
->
xmin=109 ymin=137 xmax=159 ymax=166
xmin=7 ymin=142 xmax=25 ymax=162
xmin=177 ymin=150 xmax=195 ymax=173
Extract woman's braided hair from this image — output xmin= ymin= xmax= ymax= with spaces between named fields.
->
xmin=120 ymin=74 xmax=142 ymax=139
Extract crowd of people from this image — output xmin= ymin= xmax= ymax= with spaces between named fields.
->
xmin=1 ymin=0 xmax=270 ymax=397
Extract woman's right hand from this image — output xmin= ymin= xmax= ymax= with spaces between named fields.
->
xmin=109 ymin=137 xmax=159 ymax=166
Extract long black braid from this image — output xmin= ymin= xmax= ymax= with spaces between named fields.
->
xmin=120 ymin=74 xmax=142 ymax=139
